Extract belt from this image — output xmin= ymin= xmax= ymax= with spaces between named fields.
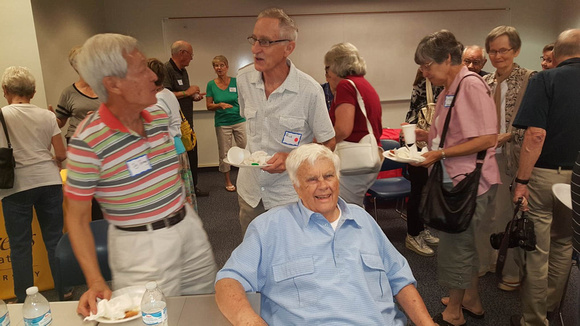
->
xmin=535 ymin=163 xmax=572 ymax=170
xmin=115 ymin=206 xmax=186 ymax=232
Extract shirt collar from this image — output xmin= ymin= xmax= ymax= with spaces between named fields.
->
xmin=250 ymin=59 xmax=299 ymax=94
xmin=296 ymin=197 xmax=362 ymax=230
xmin=557 ymin=57 xmax=580 ymax=67
xmin=98 ymin=103 xmax=153 ymax=133
xmin=169 ymin=58 xmax=184 ymax=72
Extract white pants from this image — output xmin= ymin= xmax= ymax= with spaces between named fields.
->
xmin=108 ymin=204 xmax=218 ymax=296
xmin=339 ymin=165 xmax=381 ymax=207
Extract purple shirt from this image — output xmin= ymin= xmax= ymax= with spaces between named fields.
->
xmin=428 ymin=66 xmax=500 ymax=195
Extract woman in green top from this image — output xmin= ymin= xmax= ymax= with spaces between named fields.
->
xmin=206 ymin=55 xmax=247 ymax=192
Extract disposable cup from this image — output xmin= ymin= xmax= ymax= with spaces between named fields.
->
xmin=401 ymin=124 xmax=417 ymax=145
xmin=227 ymin=147 xmax=250 ymax=164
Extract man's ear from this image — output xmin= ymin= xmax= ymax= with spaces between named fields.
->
xmin=284 ymin=41 xmax=296 ymax=57
xmin=103 ymin=76 xmax=121 ymax=96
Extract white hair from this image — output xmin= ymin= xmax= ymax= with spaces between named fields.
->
xmin=1 ymin=66 xmax=35 ymax=97
xmin=76 ymin=33 xmax=139 ymax=103
xmin=463 ymin=45 xmax=487 ymax=61
xmin=286 ymin=143 xmax=340 ymax=186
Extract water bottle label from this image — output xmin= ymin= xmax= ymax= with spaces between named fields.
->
xmin=24 ymin=310 xmax=51 ymax=326
xmin=141 ymin=307 xmax=167 ymax=325
xmin=0 ymin=311 xmax=9 ymax=326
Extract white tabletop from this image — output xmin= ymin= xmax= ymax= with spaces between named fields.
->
xmin=6 ymin=293 xmax=260 ymax=326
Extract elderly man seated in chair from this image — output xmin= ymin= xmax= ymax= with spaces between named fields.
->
xmin=215 ymin=143 xmax=435 ymax=326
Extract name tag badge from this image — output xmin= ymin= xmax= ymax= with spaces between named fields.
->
xmin=444 ymin=95 xmax=454 ymax=108
xmin=126 ymin=154 xmax=152 ymax=176
xmin=229 ymin=87 xmax=237 ymax=93
xmin=282 ymin=131 xmax=302 ymax=147
xmin=177 ymin=79 xmax=183 ymax=86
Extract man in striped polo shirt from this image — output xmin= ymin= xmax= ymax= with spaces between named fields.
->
xmin=64 ymin=33 xmax=217 ymax=317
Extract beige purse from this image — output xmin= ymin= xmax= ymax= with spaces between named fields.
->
xmin=416 ymin=79 xmax=435 ymax=148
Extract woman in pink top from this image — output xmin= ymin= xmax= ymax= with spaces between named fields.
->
xmin=414 ymin=30 xmax=500 ymax=326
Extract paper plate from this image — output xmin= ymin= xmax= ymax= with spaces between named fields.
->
xmin=95 ymin=285 xmax=145 ymax=324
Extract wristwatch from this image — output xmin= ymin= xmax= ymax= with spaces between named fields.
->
xmin=514 ymin=177 xmax=529 ymax=185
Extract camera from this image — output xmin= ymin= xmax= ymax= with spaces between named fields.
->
xmin=490 ymin=215 xmax=536 ymax=251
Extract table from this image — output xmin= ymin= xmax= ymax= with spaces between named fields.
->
xmin=6 ymin=293 xmax=260 ymax=325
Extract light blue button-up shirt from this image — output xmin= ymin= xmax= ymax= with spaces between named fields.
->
xmin=216 ymin=198 xmax=416 ymax=325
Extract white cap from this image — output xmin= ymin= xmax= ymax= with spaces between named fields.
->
xmin=145 ymin=282 xmax=157 ymax=290
xmin=26 ymin=286 xmax=39 ymax=295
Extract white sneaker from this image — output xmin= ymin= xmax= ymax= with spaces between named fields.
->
xmin=406 ymin=234 xmax=435 ymax=256
xmin=420 ymin=229 xmax=439 ymax=246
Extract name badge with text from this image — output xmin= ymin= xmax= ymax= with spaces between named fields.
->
xmin=282 ymin=131 xmax=302 ymax=147
xmin=126 ymin=155 xmax=152 ymax=176
xmin=229 ymin=87 xmax=237 ymax=93
xmin=444 ymin=95 xmax=454 ymax=108
xmin=177 ymin=79 xmax=183 ymax=86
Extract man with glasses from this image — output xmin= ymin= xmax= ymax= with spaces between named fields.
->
xmin=164 ymin=40 xmax=209 ymax=197
xmin=462 ymin=45 xmax=488 ymax=76
xmin=236 ymin=8 xmax=336 ymax=235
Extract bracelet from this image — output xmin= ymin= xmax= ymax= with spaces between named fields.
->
xmin=182 ymin=91 xmax=186 ymax=97
xmin=515 ymin=178 xmax=529 ymax=185
xmin=440 ymin=150 xmax=446 ymax=160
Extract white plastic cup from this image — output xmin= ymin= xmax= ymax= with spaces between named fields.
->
xmin=401 ymin=124 xmax=417 ymax=145
xmin=227 ymin=147 xmax=250 ymax=164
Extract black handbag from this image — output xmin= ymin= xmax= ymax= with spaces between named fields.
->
xmin=419 ymin=75 xmax=486 ymax=233
xmin=0 ymin=108 xmax=15 ymax=189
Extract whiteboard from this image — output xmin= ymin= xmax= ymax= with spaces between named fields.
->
xmin=162 ymin=9 xmax=510 ymax=108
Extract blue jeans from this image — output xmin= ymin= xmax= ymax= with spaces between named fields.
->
xmin=2 ymin=185 xmax=64 ymax=302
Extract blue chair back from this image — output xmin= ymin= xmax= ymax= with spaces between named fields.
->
xmin=380 ymin=139 xmax=407 ymax=172
xmin=54 ymin=219 xmax=111 ymax=300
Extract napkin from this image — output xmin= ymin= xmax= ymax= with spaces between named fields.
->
xmin=242 ymin=150 xmax=272 ymax=165
xmin=389 ymin=145 xmax=427 ymax=162
xmin=83 ymin=293 xmax=140 ymax=321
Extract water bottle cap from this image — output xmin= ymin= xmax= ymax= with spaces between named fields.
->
xmin=26 ymin=286 xmax=39 ymax=295
xmin=145 ymin=281 xmax=157 ymax=290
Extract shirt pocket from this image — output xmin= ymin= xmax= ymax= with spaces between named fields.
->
xmin=244 ymin=108 xmax=257 ymax=137
xmin=272 ymin=257 xmax=319 ymax=308
xmin=360 ymin=253 xmax=391 ymax=302
xmin=279 ymin=116 xmax=306 ymax=147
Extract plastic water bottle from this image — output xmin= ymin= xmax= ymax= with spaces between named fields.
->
xmin=141 ymin=282 xmax=168 ymax=326
xmin=0 ymin=299 xmax=10 ymax=326
xmin=22 ymin=287 xmax=52 ymax=326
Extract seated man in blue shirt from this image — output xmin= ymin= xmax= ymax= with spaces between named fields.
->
xmin=215 ymin=143 xmax=435 ymax=325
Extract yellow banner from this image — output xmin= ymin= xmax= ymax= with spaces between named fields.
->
xmin=0 ymin=203 xmax=55 ymax=300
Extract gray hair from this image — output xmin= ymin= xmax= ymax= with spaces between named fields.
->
xmin=76 ymin=33 xmax=139 ymax=103
xmin=414 ymin=30 xmax=464 ymax=65
xmin=553 ymin=29 xmax=580 ymax=60
xmin=324 ymin=42 xmax=367 ymax=78
xmin=170 ymin=40 xmax=191 ymax=56
xmin=257 ymin=8 xmax=298 ymax=42
xmin=286 ymin=143 xmax=340 ymax=187
xmin=68 ymin=46 xmax=82 ymax=72
xmin=463 ymin=45 xmax=487 ymax=61
xmin=485 ymin=26 xmax=522 ymax=53
xmin=1 ymin=66 xmax=36 ymax=98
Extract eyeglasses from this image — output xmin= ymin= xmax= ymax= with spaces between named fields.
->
xmin=418 ymin=61 xmax=434 ymax=73
xmin=181 ymin=50 xmax=193 ymax=58
xmin=540 ymin=56 xmax=553 ymax=62
xmin=463 ymin=59 xmax=483 ymax=66
xmin=247 ymin=36 xmax=290 ymax=47
xmin=488 ymin=48 xmax=513 ymax=56
xmin=324 ymin=66 xmax=330 ymax=75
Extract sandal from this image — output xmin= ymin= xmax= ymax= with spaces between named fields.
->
xmin=433 ymin=313 xmax=466 ymax=326
xmin=441 ymin=297 xmax=485 ymax=319
xmin=225 ymin=184 xmax=236 ymax=192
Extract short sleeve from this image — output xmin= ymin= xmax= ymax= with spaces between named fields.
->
xmin=513 ymin=73 xmax=549 ymax=130
xmin=55 ymin=88 xmax=72 ymax=119
xmin=309 ymin=87 xmax=335 ymax=143
xmin=64 ymin=138 xmax=101 ymax=201
xmin=206 ymin=80 xmax=215 ymax=98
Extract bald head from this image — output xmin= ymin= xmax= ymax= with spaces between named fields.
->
xmin=462 ymin=45 xmax=487 ymax=73
xmin=170 ymin=40 xmax=193 ymax=69
xmin=553 ymin=29 xmax=580 ymax=64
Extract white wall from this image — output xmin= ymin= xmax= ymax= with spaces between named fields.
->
xmin=0 ymin=0 xmax=47 ymax=109
xmin=26 ymin=0 xmax=578 ymax=167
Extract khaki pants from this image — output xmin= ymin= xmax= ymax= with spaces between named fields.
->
xmin=516 ymin=167 xmax=573 ymax=326
xmin=238 ymin=195 xmax=266 ymax=236
xmin=216 ymin=122 xmax=247 ymax=173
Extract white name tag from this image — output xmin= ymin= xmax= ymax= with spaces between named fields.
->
xmin=444 ymin=95 xmax=454 ymax=108
xmin=229 ymin=87 xmax=237 ymax=93
xmin=282 ymin=131 xmax=302 ymax=146
xmin=126 ymin=154 xmax=152 ymax=176
xmin=177 ymin=79 xmax=183 ymax=86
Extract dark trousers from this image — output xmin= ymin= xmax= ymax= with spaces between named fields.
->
xmin=2 ymin=185 xmax=64 ymax=302
xmin=407 ymin=164 xmax=428 ymax=236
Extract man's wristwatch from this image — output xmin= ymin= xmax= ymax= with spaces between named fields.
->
xmin=514 ymin=177 xmax=529 ymax=185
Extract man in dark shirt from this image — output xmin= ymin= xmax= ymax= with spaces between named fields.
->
xmin=511 ymin=28 xmax=580 ymax=326
xmin=164 ymin=40 xmax=208 ymax=196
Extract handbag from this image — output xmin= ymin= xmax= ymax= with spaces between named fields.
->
xmin=416 ymin=78 xmax=435 ymax=148
xmin=334 ymin=79 xmax=381 ymax=176
xmin=419 ymin=75 xmax=486 ymax=233
xmin=179 ymin=109 xmax=196 ymax=151
xmin=0 ymin=108 xmax=15 ymax=189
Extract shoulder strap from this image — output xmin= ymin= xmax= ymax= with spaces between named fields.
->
xmin=345 ymin=79 xmax=374 ymax=137
xmin=0 ymin=108 xmax=11 ymax=148
xmin=508 ymin=69 xmax=534 ymax=134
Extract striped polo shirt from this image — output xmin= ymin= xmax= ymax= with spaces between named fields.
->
xmin=65 ymin=103 xmax=183 ymax=226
